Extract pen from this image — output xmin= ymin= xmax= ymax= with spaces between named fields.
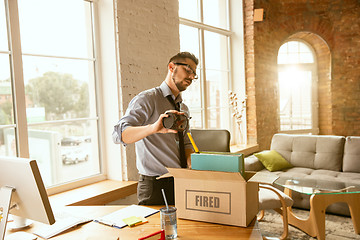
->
xmin=187 ymin=132 xmax=199 ymax=153
xmin=138 ymin=230 xmax=165 ymax=240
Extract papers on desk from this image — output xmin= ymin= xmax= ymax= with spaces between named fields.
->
xmin=33 ymin=216 xmax=92 ymax=239
xmin=32 ymin=205 xmax=158 ymax=239
xmin=94 ymin=204 xmax=159 ymax=229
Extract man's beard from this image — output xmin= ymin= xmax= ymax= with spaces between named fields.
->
xmin=174 ymin=79 xmax=187 ymax=92
xmin=172 ymin=69 xmax=187 ymax=92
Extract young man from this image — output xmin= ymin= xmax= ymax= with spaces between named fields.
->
xmin=113 ymin=52 xmax=198 ymax=205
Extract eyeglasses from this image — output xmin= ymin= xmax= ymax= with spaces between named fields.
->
xmin=173 ymin=62 xmax=198 ymax=80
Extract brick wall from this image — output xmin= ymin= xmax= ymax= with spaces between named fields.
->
xmin=245 ymin=0 xmax=360 ymax=149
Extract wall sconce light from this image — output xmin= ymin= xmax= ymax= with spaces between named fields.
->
xmin=254 ymin=8 xmax=265 ymax=22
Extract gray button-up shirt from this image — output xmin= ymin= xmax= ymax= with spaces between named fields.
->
xmin=113 ymin=81 xmax=192 ymax=176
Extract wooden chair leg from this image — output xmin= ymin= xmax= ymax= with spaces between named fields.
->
xmin=258 ymin=210 xmax=265 ymax=221
xmin=260 ymin=185 xmax=290 ymax=240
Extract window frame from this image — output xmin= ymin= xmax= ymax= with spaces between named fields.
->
xmin=179 ymin=0 xmax=247 ymax=145
xmin=277 ymin=39 xmax=319 ymax=135
xmin=179 ymin=0 xmax=240 ymax=141
xmin=2 ymin=0 xmax=121 ymax=194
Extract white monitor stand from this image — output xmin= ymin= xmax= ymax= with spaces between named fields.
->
xmin=0 ymin=157 xmax=55 ymax=240
xmin=0 ymin=186 xmax=15 ymax=239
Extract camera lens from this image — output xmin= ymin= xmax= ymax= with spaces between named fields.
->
xmin=162 ymin=112 xmax=188 ymax=131
xmin=163 ymin=113 xmax=176 ymax=129
xmin=175 ymin=115 xmax=188 ymax=131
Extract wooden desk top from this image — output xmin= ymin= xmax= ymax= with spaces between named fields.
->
xmin=6 ymin=206 xmax=262 ymax=240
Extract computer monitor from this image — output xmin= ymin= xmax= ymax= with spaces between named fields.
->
xmin=0 ymin=156 xmax=55 ymax=239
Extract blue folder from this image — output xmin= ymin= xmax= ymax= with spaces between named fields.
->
xmin=191 ymin=152 xmax=244 ymax=176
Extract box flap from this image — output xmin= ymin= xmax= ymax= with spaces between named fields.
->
xmin=247 ymin=171 xmax=279 ymax=184
xmin=167 ymin=168 xmax=246 ymax=182
xmin=156 ymin=172 xmax=172 ymax=180
xmin=198 ymin=152 xmax=242 ymax=156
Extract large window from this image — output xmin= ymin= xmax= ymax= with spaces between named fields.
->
xmin=0 ymin=0 xmax=102 ymax=187
xmin=179 ymin=0 xmax=232 ymax=131
xmin=277 ymin=40 xmax=318 ymax=133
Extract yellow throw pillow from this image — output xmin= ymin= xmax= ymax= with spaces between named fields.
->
xmin=254 ymin=150 xmax=293 ymax=172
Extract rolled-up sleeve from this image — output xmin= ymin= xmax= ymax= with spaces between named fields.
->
xmin=112 ymin=93 xmax=154 ymax=146
xmin=112 ymin=121 xmax=131 ymax=146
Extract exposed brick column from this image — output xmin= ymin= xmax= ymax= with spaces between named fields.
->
xmin=243 ymin=0 xmax=257 ymax=145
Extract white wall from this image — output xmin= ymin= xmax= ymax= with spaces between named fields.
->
xmin=111 ymin=0 xmax=181 ymax=180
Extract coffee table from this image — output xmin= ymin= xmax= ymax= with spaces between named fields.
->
xmin=274 ymin=177 xmax=360 ymax=240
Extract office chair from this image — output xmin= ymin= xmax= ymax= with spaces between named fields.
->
xmin=189 ymin=129 xmax=231 ymax=152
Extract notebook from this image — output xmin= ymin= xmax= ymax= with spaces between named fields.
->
xmin=94 ymin=205 xmax=159 ymax=229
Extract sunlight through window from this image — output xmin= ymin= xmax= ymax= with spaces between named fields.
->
xmin=278 ymin=41 xmax=314 ymax=64
xmin=1 ymin=0 xmax=101 ymax=187
xmin=278 ymin=41 xmax=317 ymax=132
xmin=179 ymin=0 xmax=231 ymax=130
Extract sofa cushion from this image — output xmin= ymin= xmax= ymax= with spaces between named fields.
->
xmin=270 ymin=134 xmax=345 ymax=171
xmin=270 ymin=134 xmax=295 ymax=161
xmin=260 ymin=167 xmax=314 ymax=179
xmin=254 ymin=150 xmax=292 ymax=172
xmin=244 ymin=155 xmax=265 ymax=171
xmin=337 ymin=172 xmax=360 ymax=184
xmin=343 ymin=136 xmax=360 ymax=173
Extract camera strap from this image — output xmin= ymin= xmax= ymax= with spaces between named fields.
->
xmin=166 ymin=95 xmax=187 ymax=168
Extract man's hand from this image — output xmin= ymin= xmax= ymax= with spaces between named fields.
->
xmin=122 ymin=110 xmax=185 ymax=144
xmin=153 ymin=110 xmax=185 ymax=134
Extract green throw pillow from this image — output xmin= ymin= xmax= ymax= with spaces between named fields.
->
xmin=254 ymin=150 xmax=293 ymax=172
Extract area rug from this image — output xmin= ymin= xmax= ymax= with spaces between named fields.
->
xmin=258 ymin=208 xmax=360 ymax=239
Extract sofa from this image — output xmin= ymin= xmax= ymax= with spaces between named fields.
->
xmin=245 ymin=133 xmax=360 ymax=216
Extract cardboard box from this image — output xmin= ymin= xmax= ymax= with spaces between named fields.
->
xmin=167 ymin=168 xmax=278 ymax=227
xmin=191 ymin=152 xmax=244 ymax=176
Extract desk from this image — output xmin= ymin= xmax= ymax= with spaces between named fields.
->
xmin=6 ymin=206 xmax=263 ymax=240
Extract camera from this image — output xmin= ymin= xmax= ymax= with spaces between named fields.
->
xmin=162 ymin=111 xmax=189 ymax=132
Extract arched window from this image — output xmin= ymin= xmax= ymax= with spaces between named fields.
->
xmin=277 ymin=40 xmax=318 ymax=133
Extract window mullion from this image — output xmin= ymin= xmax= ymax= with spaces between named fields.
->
xmin=7 ymin=0 xmax=29 ymax=158
xmin=199 ymin=28 xmax=207 ymax=128
xmin=198 ymin=0 xmax=207 ymax=128
xmin=179 ymin=18 xmax=232 ymax=36
xmin=199 ymin=0 xmax=203 ymax=23
xmin=89 ymin=1 xmax=104 ymax=174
